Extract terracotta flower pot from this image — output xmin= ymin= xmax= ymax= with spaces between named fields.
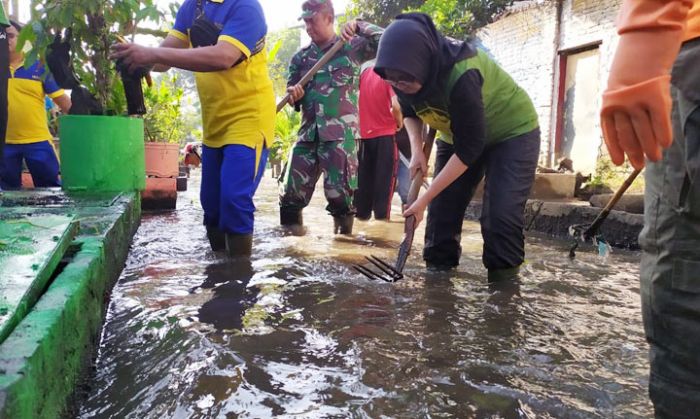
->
xmin=142 ymin=142 xmax=180 ymax=210
xmin=144 ymin=142 xmax=180 ymax=178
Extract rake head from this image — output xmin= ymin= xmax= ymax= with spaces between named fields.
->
xmin=568 ymin=223 xmax=606 ymax=258
xmin=353 ymin=256 xmax=404 ymax=283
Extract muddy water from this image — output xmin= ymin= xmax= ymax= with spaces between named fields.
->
xmin=79 ymin=171 xmax=651 ymax=418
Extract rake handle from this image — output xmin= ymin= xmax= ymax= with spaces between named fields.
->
xmin=583 ymin=168 xmax=642 ymax=239
xmin=276 ymin=39 xmax=346 ymax=113
xmin=406 ymin=128 xmax=437 ymax=207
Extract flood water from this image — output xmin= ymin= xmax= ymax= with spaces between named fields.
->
xmin=78 ymin=170 xmax=652 ymax=418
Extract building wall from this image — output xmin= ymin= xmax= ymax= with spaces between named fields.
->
xmin=477 ymin=1 xmax=558 ymax=165
xmin=477 ymin=0 xmax=622 ymax=169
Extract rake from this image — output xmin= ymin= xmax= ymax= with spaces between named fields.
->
xmin=569 ymin=168 xmax=642 ymax=258
xmin=353 ymin=128 xmax=437 ymax=282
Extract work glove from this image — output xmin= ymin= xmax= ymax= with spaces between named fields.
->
xmin=600 ymin=0 xmax=693 ymax=170
xmin=114 ymin=59 xmax=147 ymax=115
xmin=69 ymin=86 xmax=103 ymax=116
xmin=114 ymin=58 xmax=152 ymax=80
xmin=46 ymin=30 xmax=81 ymax=90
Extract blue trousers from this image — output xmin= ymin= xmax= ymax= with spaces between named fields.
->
xmin=0 ymin=141 xmax=61 ymax=190
xmin=201 ymin=144 xmax=268 ymax=235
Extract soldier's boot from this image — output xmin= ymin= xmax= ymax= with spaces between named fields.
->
xmin=206 ymin=225 xmax=226 ymax=252
xmin=280 ymin=208 xmax=303 ymax=226
xmin=225 ymin=233 xmax=253 ymax=258
xmin=333 ymin=215 xmax=354 ymax=235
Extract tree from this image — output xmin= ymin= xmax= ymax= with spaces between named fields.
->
xmin=21 ymin=0 xmax=161 ymax=112
xmin=347 ymin=0 xmax=423 ymax=27
xmin=346 ymin=0 xmax=518 ymax=38
xmin=266 ymin=27 xmax=302 ymax=98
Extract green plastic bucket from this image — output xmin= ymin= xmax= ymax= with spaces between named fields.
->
xmin=59 ymin=115 xmax=146 ymax=192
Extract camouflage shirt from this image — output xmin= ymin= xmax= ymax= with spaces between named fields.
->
xmin=288 ymin=21 xmax=383 ymax=143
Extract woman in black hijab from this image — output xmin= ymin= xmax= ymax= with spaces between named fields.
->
xmin=374 ymin=13 xmax=541 ymax=282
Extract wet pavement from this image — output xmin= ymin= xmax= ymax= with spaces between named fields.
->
xmin=78 ymin=170 xmax=651 ymax=418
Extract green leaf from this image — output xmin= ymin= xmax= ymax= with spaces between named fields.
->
xmin=267 ymin=39 xmax=282 ymax=62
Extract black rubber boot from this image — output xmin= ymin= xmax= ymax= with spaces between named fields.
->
xmin=206 ymin=225 xmax=226 ymax=252
xmin=333 ymin=215 xmax=354 ymax=235
xmin=487 ymin=265 xmax=521 ymax=283
xmin=280 ymin=208 xmax=303 ymax=226
xmin=225 ymin=233 xmax=253 ymax=258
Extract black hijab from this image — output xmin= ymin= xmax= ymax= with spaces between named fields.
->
xmin=374 ymin=13 xmax=476 ymax=99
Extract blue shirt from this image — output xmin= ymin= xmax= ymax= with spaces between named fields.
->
xmin=168 ymin=0 xmax=275 ymax=151
xmin=171 ymin=0 xmax=267 ymax=57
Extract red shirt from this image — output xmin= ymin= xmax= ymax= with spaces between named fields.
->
xmin=359 ymin=66 xmax=397 ymax=139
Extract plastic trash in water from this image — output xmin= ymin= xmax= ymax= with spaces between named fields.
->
xmin=594 ymin=237 xmax=612 ymax=259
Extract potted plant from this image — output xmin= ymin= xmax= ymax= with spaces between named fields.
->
xmin=143 ymin=75 xmax=184 ymax=177
xmin=21 ymin=0 xmax=162 ymax=193
xmin=141 ymin=75 xmax=185 ymax=210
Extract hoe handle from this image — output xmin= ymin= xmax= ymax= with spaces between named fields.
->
xmin=276 ymin=40 xmax=346 ymax=113
xmin=584 ymin=168 xmax=642 ymax=239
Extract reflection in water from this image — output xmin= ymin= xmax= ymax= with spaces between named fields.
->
xmin=78 ymin=173 xmax=652 ymax=418
xmin=197 ymin=259 xmax=256 ymax=331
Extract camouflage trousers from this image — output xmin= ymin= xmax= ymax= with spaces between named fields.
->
xmin=279 ymin=137 xmax=358 ymax=216
xmin=641 ymin=41 xmax=700 ymax=417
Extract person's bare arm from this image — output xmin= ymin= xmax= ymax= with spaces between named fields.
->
xmin=53 ymin=94 xmax=71 ymax=114
xmin=152 ymin=35 xmax=190 ymax=72
xmin=391 ymin=95 xmax=403 ymax=130
xmin=404 ymin=117 xmax=427 ymax=177
xmin=111 ymin=39 xmax=243 ymax=73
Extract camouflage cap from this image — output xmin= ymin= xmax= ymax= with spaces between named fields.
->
xmin=299 ymin=0 xmax=334 ymax=20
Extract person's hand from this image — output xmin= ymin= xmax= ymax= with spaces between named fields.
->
xmin=599 ymin=1 xmax=687 ymax=170
xmin=110 ymin=43 xmax=155 ymax=74
xmin=402 ymin=196 xmax=428 ymax=228
xmin=341 ymin=19 xmax=359 ymax=42
xmin=409 ymin=153 xmax=427 ymax=179
xmin=601 ymin=76 xmax=672 ymax=170
xmin=287 ymin=84 xmax=305 ymax=104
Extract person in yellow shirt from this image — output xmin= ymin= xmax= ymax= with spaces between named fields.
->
xmin=0 ymin=6 xmax=8 ymax=185
xmin=1 ymin=20 xmax=71 ymax=190
xmin=111 ymin=0 xmax=275 ymax=257
xmin=601 ymin=0 xmax=700 ymax=415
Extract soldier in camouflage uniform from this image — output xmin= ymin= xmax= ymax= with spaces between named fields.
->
xmin=279 ymin=0 xmax=383 ymax=234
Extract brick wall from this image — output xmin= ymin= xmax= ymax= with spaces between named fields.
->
xmin=477 ymin=1 xmax=558 ymax=164
xmin=476 ymin=0 xmax=621 ymax=168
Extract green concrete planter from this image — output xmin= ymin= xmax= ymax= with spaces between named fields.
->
xmin=59 ymin=115 xmax=146 ymax=193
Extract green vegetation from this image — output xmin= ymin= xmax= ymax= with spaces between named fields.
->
xmin=347 ymin=0 xmax=516 ymax=38
xmin=143 ymin=75 xmax=185 ymax=144
xmin=589 ymin=153 xmax=645 ymax=194
xmin=21 ymin=0 xmax=162 ymax=112
xmin=272 ymin=106 xmax=302 ymax=164
xmin=267 ymin=27 xmax=302 ymax=98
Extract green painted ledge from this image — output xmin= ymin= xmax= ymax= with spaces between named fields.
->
xmin=0 ymin=215 xmax=79 ymax=345
xmin=0 ymin=192 xmax=141 ymax=419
